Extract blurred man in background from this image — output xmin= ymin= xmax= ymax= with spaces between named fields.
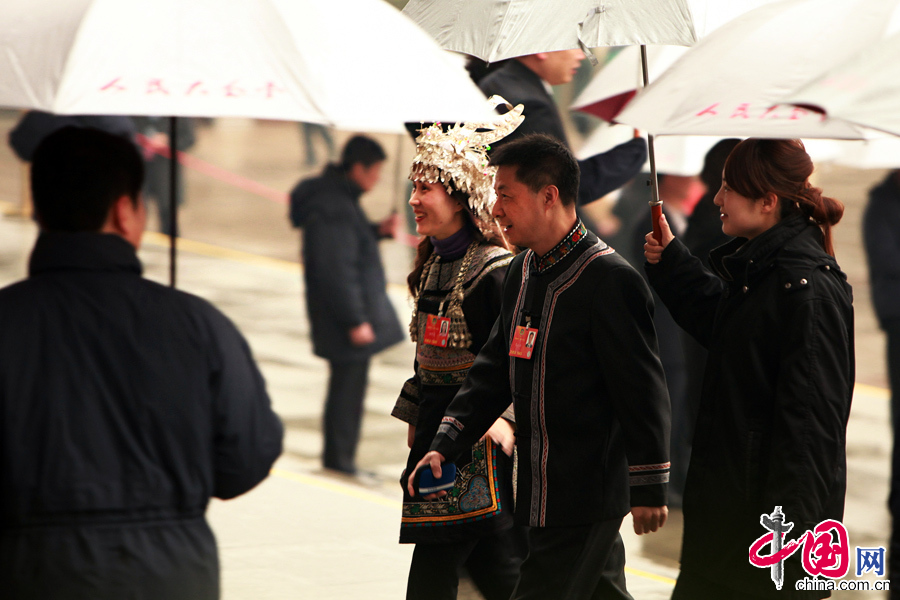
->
xmin=289 ymin=135 xmax=404 ymax=476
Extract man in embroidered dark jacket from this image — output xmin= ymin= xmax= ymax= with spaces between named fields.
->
xmin=0 ymin=127 xmax=283 ymax=600
xmin=411 ymin=134 xmax=671 ymax=600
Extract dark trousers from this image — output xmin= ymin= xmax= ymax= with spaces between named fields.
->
xmin=465 ymin=527 xmax=527 ymax=600
xmin=322 ymin=359 xmax=369 ymax=473
xmin=406 ymin=529 xmax=520 ymax=600
xmin=885 ymin=319 xmax=900 ymax=597
xmin=512 ymin=518 xmax=631 ymax=600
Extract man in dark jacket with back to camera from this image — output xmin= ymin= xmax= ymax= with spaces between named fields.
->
xmin=0 ymin=127 xmax=283 ymax=600
xmin=289 ymin=135 xmax=404 ymax=475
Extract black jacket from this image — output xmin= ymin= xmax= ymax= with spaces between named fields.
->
xmin=0 ymin=232 xmax=283 ymax=600
xmin=289 ymin=165 xmax=404 ymax=362
xmin=646 ymin=217 xmax=854 ymax=598
xmin=478 ymin=59 xmax=647 ymax=205
xmin=432 ymin=225 xmax=670 ymax=527
xmin=863 ymin=171 xmax=900 ymax=326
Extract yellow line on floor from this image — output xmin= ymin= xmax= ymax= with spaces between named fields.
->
xmin=625 ymin=566 xmax=676 ymax=586
xmin=140 ymin=231 xmax=412 ymax=292
xmin=142 ymin=232 xmax=299 ymax=273
xmin=270 ymin=467 xmax=400 ymax=510
xmin=855 ymin=382 xmax=891 ymax=400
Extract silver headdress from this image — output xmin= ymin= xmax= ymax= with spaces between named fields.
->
xmin=409 ymin=95 xmax=525 ymax=224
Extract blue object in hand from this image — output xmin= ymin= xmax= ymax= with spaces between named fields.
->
xmin=417 ymin=463 xmax=457 ymax=496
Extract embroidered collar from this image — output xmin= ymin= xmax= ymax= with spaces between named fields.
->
xmin=531 ymin=220 xmax=587 ymax=273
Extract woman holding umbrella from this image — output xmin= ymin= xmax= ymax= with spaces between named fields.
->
xmin=643 ymin=138 xmax=854 ymax=599
xmin=391 ymin=100 xmax=525 ymax=600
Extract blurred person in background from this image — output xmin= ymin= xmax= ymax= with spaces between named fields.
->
xmin=132 ymin=116 xmax=196 ymax=237
xmin=289 ymin=135 xmax=404 ymax=476
xmin=0 ymin=126 xmax=283 ymax=600
xmin=863 ymin=168 xmax=900 ymax=589
xmin=299 ymin=122 xmax=336 ymax=168
xmin=628 ymin=173 xmax=703 ymax=509
xmin=682 ymin=139 xmax=743 ymax=267
xmin=645 ymin=138 xmax=853 ymax=599
xmin=477 ymin=49 xmax=648 ymax=210
xmin=393 ymin=101 xmax=524 ymax=600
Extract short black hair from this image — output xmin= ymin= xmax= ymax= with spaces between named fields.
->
xmin=340 ymin=135 xmax=386 ymax=170
xmin=31 ymin=126 xmax=144 ymax=232
xmin=489 ymin=134 xmax=579 ymax=206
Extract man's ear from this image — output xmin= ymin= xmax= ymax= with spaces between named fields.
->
xmin=103 ymin=194 xmax=144 ymax=249
xmin=542 ymin=185 xmax=560 ymax=208
xmin=108 ymin=195 xmax=131 ymax=235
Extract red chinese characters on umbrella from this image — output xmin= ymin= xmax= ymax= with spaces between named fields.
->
xmin=693 ymin=102 xmax=826 ymax=122
xmin=99 ymin=77 xmax=286 ymax=100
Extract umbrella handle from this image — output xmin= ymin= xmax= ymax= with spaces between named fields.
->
xmin=651 ymin=202 xmax=663 ymax=244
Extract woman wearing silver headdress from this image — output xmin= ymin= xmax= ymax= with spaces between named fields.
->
xmin=391 ymin=99 xmax=524 ymax=600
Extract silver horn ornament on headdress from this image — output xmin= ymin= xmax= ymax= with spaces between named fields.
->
xmin=409 ymin=95 xmax=525 ymax=224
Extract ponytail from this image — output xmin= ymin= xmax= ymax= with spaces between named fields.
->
xmin=787 ymin=185 xmax=843 ymax=256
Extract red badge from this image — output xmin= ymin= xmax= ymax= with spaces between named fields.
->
xmin=509 ymin=325 xmax=539 ymax=359
xmin=423 ymin=314 xmax=451 ymax=347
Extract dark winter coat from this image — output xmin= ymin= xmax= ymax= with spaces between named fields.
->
xmin=289 ymin=165 xmax=404 ymax=362
xmin=0 ymin=232 xmax=284 ymax=600
xmin=646 ymin=216 xmax=854 ymax=598
xmin=432 ymin=224 xmax=671 ymax=528
xmin=863 ymin=171 xmax=900 ymax=326
xmin=478 ymin=60 xmax=648 ymax=206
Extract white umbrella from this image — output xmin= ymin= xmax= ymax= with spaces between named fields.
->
xmin=0 ymin=0 xmax=498 ymax=285
xmin=0 ymin=0 xmax=496 ymax=132
xmin=572 ymin=45 xmax=686 ymax=122
xmin=615 ymin=0 xmax=900 ymax=139
xmin=401 ymin=0 xmax=697 ymax=63
xmin=402 ymin=0 xmax=699 ymax=241
xmin=571 ymin=0 xmax=780 ymax=122
xmin=784 ymin=31 xmax=900 ymax=138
